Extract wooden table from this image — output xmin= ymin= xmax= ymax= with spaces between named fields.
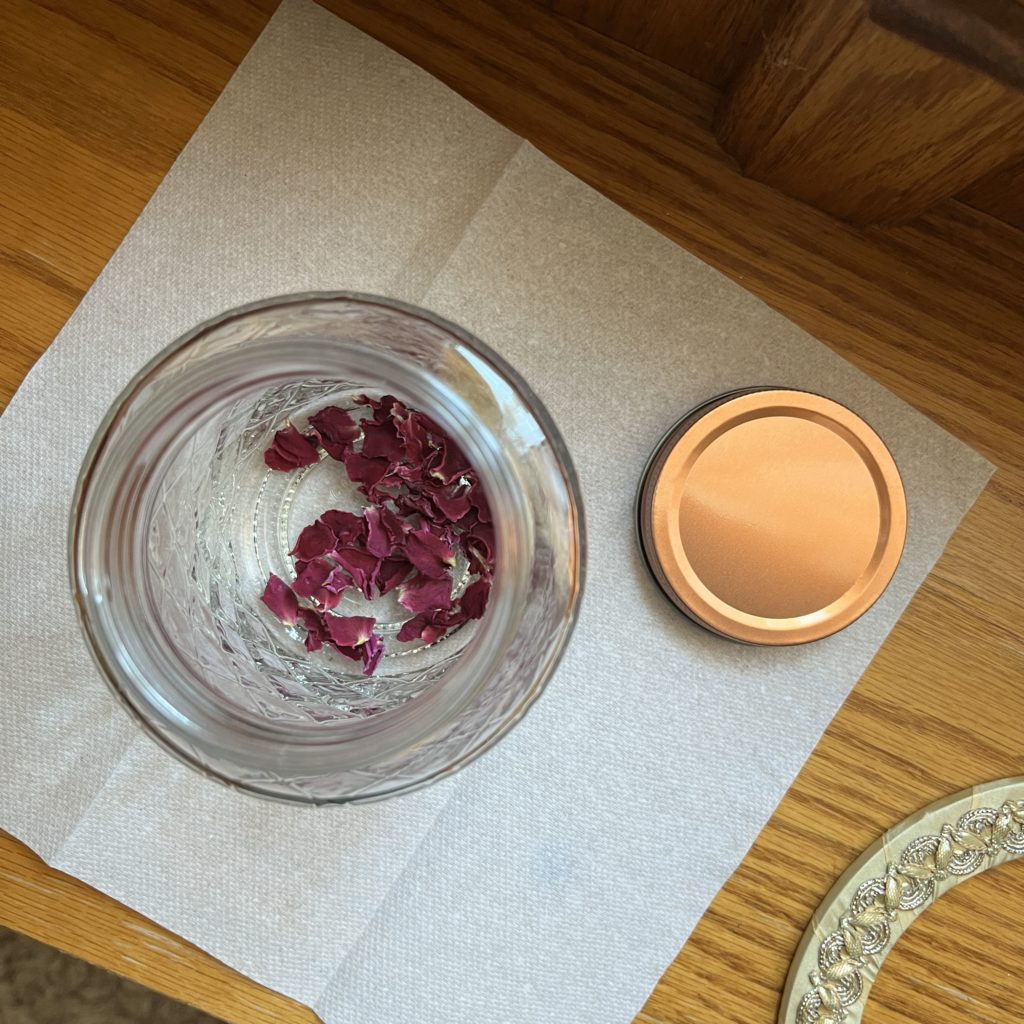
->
xmin=2 ymin=2 xmax=1021 ymax=1022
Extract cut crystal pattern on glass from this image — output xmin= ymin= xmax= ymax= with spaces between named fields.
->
xmin=73 ymin=294 xmax=585 ymax=803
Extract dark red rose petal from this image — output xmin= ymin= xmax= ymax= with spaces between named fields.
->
xmin=426 ymin=438 xmax=471 ymax=485
xmin=334 ymin=547 xmax=380 ymax=599
xmin=396 ymin=610 xmax=449 ymax=645
xmin=324 ymin=614 xmax=376 ymax=649
xmin=361 ymin=418 xmax=404 ymax=464
xmin=354 ymin=393 xmax=402 ymax=424
xmin=431 ymin=482 xmax=473 ymax=522
xmin=331 ymin=644 xmax=364 ymax=664
xmin=264 ymin=426 xmax=320 ymax=471
xmin=471 ymin=486 xmax=492 ymax=524
xmin=261 ymin=574 xmax=300 ymax=625
xmin=290 ymin=521 xmax=335 ymax=561
xmin=343 ymin=451 xmax=391 ymax=490
xmin=314 ymin=564 xmax=349 ymax=611
xmin=292 ymin=557 xmax=334 ymax=599
xmin=460 ymin=575 xmax=491 ymax=620
xmin=404 ymin=526 xmax=455 ymax=579
xmin=361 ymin=633 xmax=385 ymax=676
xmin=394 ymin=409 xmax=431 ymax=464
xmin=380 ymin=506 xmax=411 ymax=547
xmin=377 ymin=556 xmax=413 ymax=596
xmin=461 ymin=521 xmax=496 ymax=575
xmin=319 ymin=509 xmax=365 ymax=547
xmin=308 ymin=406 xmax=360 ymax=460
xmin=398 ymin=573 xmax=453 ymax=615
xmin=363 ymin=506 xmax=392 ymax=558
xmin=298 ymin=607 xmax=328 ymax=648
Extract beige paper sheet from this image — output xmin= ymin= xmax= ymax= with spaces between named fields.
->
xmin=0 ymin=2 xmax=992 ymax=1022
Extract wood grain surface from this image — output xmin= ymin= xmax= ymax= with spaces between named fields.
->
xmin=960 ymin=154 xmax=1024 ymax=231
xmin=717 ymin=0 xmax=1024 ymax=223
xmin=1 ymin=2 xmax=1022 ymax=1024
xmin=547 ymin=0 xmax=789 ymax=87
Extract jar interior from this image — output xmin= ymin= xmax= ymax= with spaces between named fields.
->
xmin=147 ymin=380 xmax=484 ymax=727
xmin=73 ymin=295 xmax=582 ymax=802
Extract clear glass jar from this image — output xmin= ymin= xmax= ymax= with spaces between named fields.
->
xmin=71 ymin=293 xmax=584 ymax=804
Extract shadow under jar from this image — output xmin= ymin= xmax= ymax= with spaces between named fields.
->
xmin=71 ymin=293 xmax=585 ymax=804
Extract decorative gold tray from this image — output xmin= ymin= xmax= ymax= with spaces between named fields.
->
xmin=780 ymin=777 xmax=1024 ymax=1024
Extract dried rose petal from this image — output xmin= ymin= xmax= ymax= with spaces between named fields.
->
xmin=261 ymin=574 xmax=299 ymax=625
xmin=462 ymin=521 xmax=496 ymax=575
xmin=426 ymin=439 xmax=471 ymax=485
xmin=264 ymin=426 xmax=320 ymax=471
xmin=394 ymin=409 xmax=431 ymax=464
xmin=431 ymin=482 xmax=473 ymax=522
xmin=299 ymin=607 xmax=328 ymax=651
xmin=343 ymin=451 xmax=391 ymax=490
xmin=308 ymin=406 xmax=360 ymax=460
xmin=290 ymin=521 xmax=335 ymax=561
xmin=292 ymin=557 xmax=334 ymax=599
xmin=334 ymin=547 xmax=380 ymax=599
xmin=314 ymin=564 xmax=349 ymax=611
xmin=331 ymin=644 xmax=364 ymax=664
xmin=404 ymin=526 xmax=455 ymax=579
xmin=396 ymin=610 xmax=449 ymax=645
xmin=354 ymin=393 xmax=402 ymax=424
xmin=361 ymin=418 xmax=404 ymax=464
xmin=398 ymin=573 xmax=453 ymax=615
xmin=363 ymin=506 xmax=392 ymax=558
xmin=460 ymin=575 xmax=491 ymax=620
xmin=361 ymin=633 xmax=385 ymax=675
xmin=471 ymin=486 xmax=492 ymax=524
xmin=319 ymin=509 xmax=365 ymax=547
xmin=393 ymin=489 xmax=438 ymax=522
xmin=380 ymin=506 xmax=412 ymax=547
xmin=324 ymin=614 xmax=376 ymax=649
xmin=377 ymin=556 xmax=413 ymax=596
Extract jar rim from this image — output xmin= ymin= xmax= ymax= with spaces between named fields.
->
xmin=70 ymin=292 xmax=587 ymax=803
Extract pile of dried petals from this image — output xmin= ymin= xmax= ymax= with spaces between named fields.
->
xmin=260 ymin=395 xmax=494 ymax=676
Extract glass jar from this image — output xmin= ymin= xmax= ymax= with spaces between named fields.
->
xmin=71 ymin=293 xmax=584 ymax=804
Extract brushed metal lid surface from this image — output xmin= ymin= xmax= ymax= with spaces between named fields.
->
xmin=638 ymin=389 xmax=907 ymax=645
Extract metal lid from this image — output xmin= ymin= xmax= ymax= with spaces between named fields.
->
xmin=637 ymin=389 xmax=906 ymax=645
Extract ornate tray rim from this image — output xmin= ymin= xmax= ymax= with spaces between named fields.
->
xmin=779 ymin=776 xmax=1024 ymax=1024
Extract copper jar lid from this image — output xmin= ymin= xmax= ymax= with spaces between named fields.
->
xmin=637 ymin=388 xmax=906 ymax=645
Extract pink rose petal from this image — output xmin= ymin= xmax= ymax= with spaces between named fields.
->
xmin=264 ymin=426 xmax=320 ymax=471
xmin=261 ymin=574 xmax=299 ymax=625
